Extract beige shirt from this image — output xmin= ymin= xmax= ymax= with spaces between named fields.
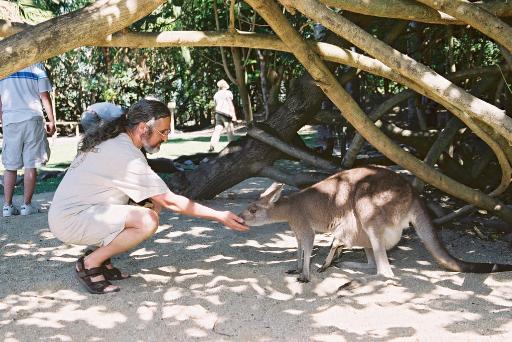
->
xmin=214 ymin=89 xmax=234 ymax=117
xmin=50 ymin=133 xmax=168 ymax=217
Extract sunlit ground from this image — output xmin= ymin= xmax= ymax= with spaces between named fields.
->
xmin=2 ymin=176 xmax=512 ymax=341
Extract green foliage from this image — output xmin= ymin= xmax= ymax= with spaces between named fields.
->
xmin=16 ymin=0 xmax=507 ymax=130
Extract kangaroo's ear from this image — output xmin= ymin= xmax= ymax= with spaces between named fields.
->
xmin=260 ymin=183 xmax=284 ymax=203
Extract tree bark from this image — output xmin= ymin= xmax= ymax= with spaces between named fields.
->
xmin=319 ymin=0 xmax=512 ymax=25
xmin=0 ymin=0 xmax=166 ymax=79
xmin=167 ymin=74 xmax=323 ymax=199
xmin=245 ymin=0 xmax=512 ymax=223
xmin=283 ymin=0 xmax=512 ymax=146
xmin=416 ymin=0 xmax=512 ymax=52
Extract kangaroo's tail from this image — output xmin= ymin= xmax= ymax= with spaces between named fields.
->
xmin=410 ymin=199 xmax=512 ymax=273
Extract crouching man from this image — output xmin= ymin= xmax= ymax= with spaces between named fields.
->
xmin=48 ymin=98 xmax=248 ymax=294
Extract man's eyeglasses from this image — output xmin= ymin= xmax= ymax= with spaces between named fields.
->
xmin=154 ymin=128 xmax=170 ymax=139
xmin=146 ymin=123 xmax=170 ymax=139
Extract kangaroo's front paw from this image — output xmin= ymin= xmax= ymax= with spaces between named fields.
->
xmin=286 ymin=269 xmax=300 ymax=275
xmin=297 ymin=275 xmax=310 ymax=283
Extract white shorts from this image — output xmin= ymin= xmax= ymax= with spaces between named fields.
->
xmin=48 ymin=204 xmax=134 ymax=247
xmin=2 ymin=117 xmax=50 ymax=170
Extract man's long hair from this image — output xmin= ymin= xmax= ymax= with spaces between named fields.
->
xmin=78 ymin=98 xmax=170 ymax=153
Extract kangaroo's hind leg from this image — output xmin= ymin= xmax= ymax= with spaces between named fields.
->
xmin=318 ymin=236 xmax=344 ymax=273
xmin=365 ymin=227 xmax=394 ymax=277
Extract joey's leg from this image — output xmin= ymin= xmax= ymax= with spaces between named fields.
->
xmin=286 ymin=238 xmax=302 ymax=275
xmin=318 ymin=237 xmax=343 ymax=273
xmin=365 ymin=228 xmax=394 ymax=277
xmin=337 ymin=247 xmax=377 ymax=270
xmin=364 ymin=248 xmax=376 ymax=268
xmin=298 ymin=230 xmax=315 ymax=283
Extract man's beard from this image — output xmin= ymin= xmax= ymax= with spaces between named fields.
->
xmin=143 ymin=142 xmax=160 ymax=154
xmin=142 ymin=134 xmax=160 ymax=154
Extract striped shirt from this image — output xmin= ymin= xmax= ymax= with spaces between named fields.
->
xmin=0 ymin=63 xmax=52 ymax=125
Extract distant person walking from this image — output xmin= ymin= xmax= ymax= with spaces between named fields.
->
xmin=208 ymin=79 xmax=236 ymax=152
xmin=0 ymin=63 xmax=56 ymax=217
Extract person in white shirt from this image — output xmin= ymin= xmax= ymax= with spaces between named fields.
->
xmin=0 ymin=63 xmax=56 ymax=217
xmin=49 ymin=98 xmax=248 ymax=294
xmin=80 ymin=102 xmax=124 ymax=133
xmin=208 ymin=79 xmax=236 ymax=152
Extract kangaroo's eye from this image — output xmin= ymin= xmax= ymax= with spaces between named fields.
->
xmin=249 ymin=208 xmax=257 ymax=214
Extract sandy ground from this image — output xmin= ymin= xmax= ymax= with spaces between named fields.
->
xmin=1 ymin=177 xmax=512 ymax=341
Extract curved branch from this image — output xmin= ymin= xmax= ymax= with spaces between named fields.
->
xmin=0 ymin=24 xmax=509 ymax=86
xmin=284 ymin=0 xmax=512 ymax=146
xmin=342 ymin=90 xmax=415 ymax=168
xmin=284 ymin=0 xmax=512 ymax=209
xmin=0 ymin=0 xmax=166 ymax=79
xmin=245 ymin=0 xmax=512 ymax=222
xmin=319 ymin=0 xmax=512 ymax=25
xmin=416 ymin=0 xmax=512 ymax=52
xmin=247 ymin=126 xmax=339 ymax=172
xmin=258 ymin=166 xmax=329 ymax=188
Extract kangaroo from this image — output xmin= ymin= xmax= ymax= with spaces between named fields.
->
xmin=240 ymin=166 xmax=512 ymax=282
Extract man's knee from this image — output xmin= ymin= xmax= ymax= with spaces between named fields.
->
xmin=141 ymin=209 xmax=159 ymax=237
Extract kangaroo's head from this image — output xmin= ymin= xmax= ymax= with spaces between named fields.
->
xmin=240 ymin=183 xmax=285 ymax=226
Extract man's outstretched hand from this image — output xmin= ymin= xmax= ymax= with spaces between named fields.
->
xmin=217 ymin=211 xmax=250 ymax=232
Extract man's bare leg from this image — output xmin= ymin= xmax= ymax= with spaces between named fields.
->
xmin=23 ymin=168 xmax=37 ymax=205
xmin=81 ymin=206 xmax=160 ymax=292
xmin=3 ymin=170 xmax=16 ymax=205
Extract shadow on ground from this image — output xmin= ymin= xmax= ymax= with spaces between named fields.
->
xmin=1 ymin=178 xmax=512 ymax=341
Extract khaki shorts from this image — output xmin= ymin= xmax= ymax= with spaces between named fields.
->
xmin=2 ymin=117 xmax=50 ymax=170
xmin=48 ymin=204 xmax=137 ymax=247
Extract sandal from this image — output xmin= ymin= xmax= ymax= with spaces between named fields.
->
xmin=102 ymin=258 xmax=131 ymax=280
xmin=75 ymin=256 xmax=119 ymax=294
xmin=84 ymin=249 xmax=131 ymax=281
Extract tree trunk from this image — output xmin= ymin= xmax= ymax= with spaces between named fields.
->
xmin=167 ymin=74 xmax=323 ymax=199
xmin=232 ymin=47 xmax=253 ymax=121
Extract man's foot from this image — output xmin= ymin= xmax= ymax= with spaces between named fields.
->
xmin=20 ymin=203 xmax=38 ymax=216
xmin=208 ymin=146 xmax=215 ymax=152
xmin=3 ymin=204 xmax=20 ymax=217
xmin=75 ymin=256 xmax=120 ymax=294
xmin=84 ymin=249 xmax=130 ymax=280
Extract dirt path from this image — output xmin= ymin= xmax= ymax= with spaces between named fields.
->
xmin=1 ymin=178 xmax=512 ymax=341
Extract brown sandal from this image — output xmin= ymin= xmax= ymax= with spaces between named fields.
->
xmin=84 ymin=249 xmax=130 ymax=281
xmin=75 ymin=256 xmax=119 ymax=294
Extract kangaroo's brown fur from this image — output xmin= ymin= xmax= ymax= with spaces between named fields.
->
xmin=240 ymin=166 xmax=512 ymax=282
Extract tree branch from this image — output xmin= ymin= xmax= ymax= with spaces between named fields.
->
xmin=0 ymin=0 xmax=166 ymax=79
xmin=258 ymin=166 xmax=329 ymax=188
xmin=282 ymin=0 xmax=512 ymax=147
xmin=416 ymin=0 xmax=512 ymax=52
xmin=247 ymin=126 xmax=340 ymax=172
xmin=245 ymin=0 xmax=512 ymax=223
xmin=319 ymin=0 xmax=512 ymax=25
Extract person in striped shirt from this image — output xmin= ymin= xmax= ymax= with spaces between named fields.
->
xmin=0 ymin=63 xmax=56 ymax=217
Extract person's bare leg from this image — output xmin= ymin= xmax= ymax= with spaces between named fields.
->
xmin=23 ymin=168 xmax=37 ymax=204
xmin=3 ymin=170 xmax=16 ymax=205
xmin=209 ymin=123 xmax=224 ymax=150
xmin=226 ymin=122 xmax=235 ymax=142
xmin=81 ymin=206 xmax=160 ymax=291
